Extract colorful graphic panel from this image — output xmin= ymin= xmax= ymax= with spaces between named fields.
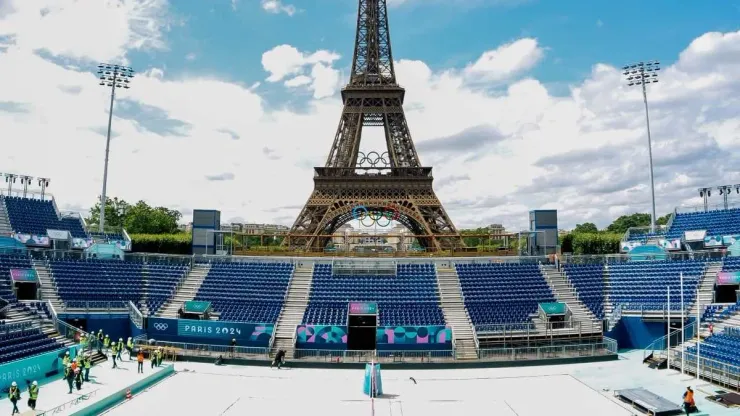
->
xmin=349 ymin=302 xmax=378 ymax=315
xmin=376 ymin=326 xmax=452 ymax=348
xmin=12 ymin=233 xmax=50 ymax=247
xmin=705 ymin=236 xmax=724 ymax=247
xmin=10 ymin=268 xmax=38 ymax=283
xmin=296 ymin=325 xmax=348 ymax=345
xmin=717 ymin=272 xmax=740 ymax=286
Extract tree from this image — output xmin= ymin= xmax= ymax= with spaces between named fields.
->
xmin=657 ymin=213 xmax=672 ymax=226
xmin=573 ymin=222 xmax=598 ymax=233
xmin=87 ymin=197 xmax=181 ymax=234
xmin=87 ymin=197 xmax=130 ymax=230
xmin=606 ymin=213 xmax=652 ymax=234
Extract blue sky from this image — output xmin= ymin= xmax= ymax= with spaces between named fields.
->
xmin=135 ymin=0 xmax=740 ymax=98
xmin=1 ymin=0 xmax=740 ymax=231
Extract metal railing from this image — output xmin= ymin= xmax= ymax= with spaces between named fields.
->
xmin=64 ymin=300 xmax=128 ymax=311
xmin=643 ymin=320 xmax=697 ymax=361
xmin=669 ymin=350 xmax=740 ymax=391
xmin=475 ymin=320 xmax=599 ymax=338
xmin=607 ymin=303 xmax=625 ymax=330
xmin=294 ymin=349 xmax=455 ymax=363
xmin=127 ymin=301 xmax=143 ymax=329
xmin=134 ymin=339 xmax=270 ymax=359
xmin=37 ymin=389 xmax=99 ymax=415
xmin=479 ymin=338 xmax=617 ymax=361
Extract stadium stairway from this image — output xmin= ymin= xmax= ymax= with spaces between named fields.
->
xmin=540 ymin=265 xmax=602 ymax=335
xmin=0 ymin=196 xmax=12 ymax=236
xmin=271 ymin=261 xmax=314 ymax=359
xmin=32 ymin=259 xmax=65 ymax=312
xmin=435 ymin=264 xmax=478 ymax=360
xmin=690 ymin=261 xmax=722 ymax=319
xmin=157 ymin=263 xmax=211 ymax=318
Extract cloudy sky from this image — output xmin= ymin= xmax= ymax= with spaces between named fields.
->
xmin=1 ymin=0 xmax=739 ymax=232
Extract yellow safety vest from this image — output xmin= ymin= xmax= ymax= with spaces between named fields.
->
xmin=29 ymin=385 xmax=38 ymax=400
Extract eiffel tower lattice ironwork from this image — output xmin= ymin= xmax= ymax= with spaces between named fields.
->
xmin=286 ymin=0 xmax=463 ymax=251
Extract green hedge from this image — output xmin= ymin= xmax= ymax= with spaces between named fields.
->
xmin=561 ymin=232 xmax=621 ymax=255
xmin=129 ymin=233 xmax=191 ymax=255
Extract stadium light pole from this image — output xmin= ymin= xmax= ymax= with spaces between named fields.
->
xmin=623 ymin=61 xmax=660 ymax=233
xmin=37 ymin=178 xmax=50 ymax=201
xmin=696 ymin=297 xmax=700 ymax=380
xmin=680 ymin=272 xmax=685 ymax=375
xmin=698 ymin=188 xmax=711 ymax=212
xmin=5 ymin=173 xmax=17 ymax=195
xmin=19 ymin=175 xmax=33 ymax=198
xmin=97 ymin=63 xmax=134 ymax=233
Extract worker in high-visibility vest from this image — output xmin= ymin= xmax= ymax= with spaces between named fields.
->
xmin=83 ymin=354 xmax=92 ymax=382
xmin=8 ymin=381 xmax=21 ymax=414
xmin=28 ymin=380 xmax=39 ymax=411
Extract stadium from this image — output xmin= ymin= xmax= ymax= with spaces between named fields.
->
xmin=2 ymin=1 xmax=740 ymax=415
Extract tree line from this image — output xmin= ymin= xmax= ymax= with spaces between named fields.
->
xmin=88 ymin=197 xmax=670 ymax=256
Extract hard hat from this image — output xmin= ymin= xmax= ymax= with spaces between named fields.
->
xmin=11 ymin=381 xmax=17 ymax=387
xmin=65 ymin=351 xmax=70 ymax=355
xmin=119 ymin=338 xmax=123 ymax=341
xmin=32 ymin=381 xmax=38 ymax=386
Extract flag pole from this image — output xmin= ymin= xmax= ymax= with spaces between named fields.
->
xmin=667 ymin=285 xmax=671 ymax=370
xmin=681 ymin=272 xmax=685 ymax=375
xmin=696 ymin=296 xmax=701 ymax=380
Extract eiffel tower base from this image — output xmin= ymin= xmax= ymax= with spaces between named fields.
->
xmin=287 ymin=168 xmax=463 ymax=251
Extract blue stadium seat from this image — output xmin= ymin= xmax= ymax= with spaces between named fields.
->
xmin=3 ymin=196 xmax=88 ymax=238
xmin=666 ymin=208 xmax=740 ymax=239
xmin=0 ymin=254 xmax=33 ymax=303
xmin=456 ymin=263 xmax=555 ymax=330
xmin=0 ymin=326 xmax=63 ymax=364
xmin=49 ymin=259 xmax=188 ymax=312
xmin=608 ymin=259 xmax=704 ymax=311
xmin=564 ymin=264 xmax=605 ymax=319
xmin=302 ymin=263 xmax=445 ymax=326
xmin=686 ymin=330 xmax=740 ymax=368
xmin=194 ymin=261 xmax=294 ymax=323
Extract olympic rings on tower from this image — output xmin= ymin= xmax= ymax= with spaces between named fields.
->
xmin=351 ymin=203 xmax=400 ymax=227
xmin=356 ymin=151 xmax=390 ymax=168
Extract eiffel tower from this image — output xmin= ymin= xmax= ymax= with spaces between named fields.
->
xmin=286 ymin=0 xmax=463 ymax=251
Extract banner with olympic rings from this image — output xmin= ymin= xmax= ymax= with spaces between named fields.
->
xmin=351 ymin=204 xmax=401 ymax=227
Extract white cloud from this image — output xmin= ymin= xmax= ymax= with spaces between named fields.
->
xmin=1 ymin=0 xmax=739 ymax=234
xmin=262 ymin=45 xmax=341 ymax=98
xmin=463 ymin=38 xmax=544 ymax=82
xmin=260 ymin=0 xmax=296 ymax=16
xmin=0 ymin=0 xmax=170 ymax=63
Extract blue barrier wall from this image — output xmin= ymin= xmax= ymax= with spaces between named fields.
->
xmin=146 ymin=318 xmax=273 ymax=347
xmin=60 ymin=314 xmax=130 ymax=341
xmin=0 ymin=345 xmax=79 ymax=391
xmin=606 ymin=317 xmax=666 ymax=349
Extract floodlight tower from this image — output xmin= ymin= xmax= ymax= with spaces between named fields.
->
xmin=5 ymin=174 xmax=17 ymax=195
xmin=623 ymin=61 xmax=660 ymax=233
xmin=37 ymin=178 xmax=50 ymax=201
xmin=698 ymin=188 xmax=711 ymax=212
xmin=19 ymin=175 xmax=33 ymax=198
xmin=97 ymin=63 xmax=134 ymax=233
xmin=718 ymin=185 xmax=734 ymax=210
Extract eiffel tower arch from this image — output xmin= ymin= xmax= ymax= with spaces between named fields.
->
xmin=286 ymin=0 xmax=463 ymax=251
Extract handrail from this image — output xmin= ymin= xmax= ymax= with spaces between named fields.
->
xmin=127 ymin=301 xmax=144 ymax=329
xmin=36 ymin=389 xmax=99 ymax=415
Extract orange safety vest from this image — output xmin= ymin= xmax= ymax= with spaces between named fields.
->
xmin=684 ymin=390 xmax=694 ymax=404
xmin=137 ymin=353 xmax=144 ymax=363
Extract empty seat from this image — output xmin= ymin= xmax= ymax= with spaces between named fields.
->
xmin=456 ymin=263 xmax=555 ymax=330
xmin=3 ymin=196 xmax=88 ymax=238
xmin=564 ymin=264 xmax=606 ymax=319
xmin=608 ymin=259 xmax=705 ymax=311
xmin=667 ymin=208 xmax=740 ymax=239
xmin=302 ymin=263 xmax=445 ymax=327
xmin=193 ymin=261 xmax=294 ymax=323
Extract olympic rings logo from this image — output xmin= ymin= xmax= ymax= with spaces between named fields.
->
xmin=351 ymin=204 xmax=400 ymax=227
xmin=356 ymin=151 xmax=390 ymax=168
xmin=153 ymin=323 xmax=168 ymax=331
